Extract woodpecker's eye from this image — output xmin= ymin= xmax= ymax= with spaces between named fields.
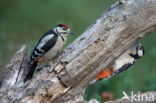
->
xmin=62 ymin=27 xmax=67 ymax=30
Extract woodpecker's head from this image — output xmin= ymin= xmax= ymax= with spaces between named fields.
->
xmin=54 ymin=24 xmax=74 ymax=37
xmin=129 ymin=43 xmax=145 ymax=59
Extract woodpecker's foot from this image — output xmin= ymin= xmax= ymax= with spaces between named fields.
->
xmin=36 ymin=66 xmax=43 ymax=71
xmin=57 ymin=51 xmax=64 ymax=56
xmin=45 ymin=64 xmax=51 ymax=67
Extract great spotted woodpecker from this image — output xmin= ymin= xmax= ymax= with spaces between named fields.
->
xmin=91 ymin=43 xmax=144 ymax=84
xmin=24 ymin=24 xmax=74 ymax=82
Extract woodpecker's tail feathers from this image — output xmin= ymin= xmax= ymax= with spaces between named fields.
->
xmin=24 ymin=61 xmax=37 ymax=83
xmin=89 ymin=79 xmax=99 ymax=85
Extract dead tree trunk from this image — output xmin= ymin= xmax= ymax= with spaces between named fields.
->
xmin=0 ymin=0 xmax=156 ymax=102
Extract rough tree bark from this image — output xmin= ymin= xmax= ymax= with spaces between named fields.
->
xmin=0 ymin=0 xmax=156 ymax=103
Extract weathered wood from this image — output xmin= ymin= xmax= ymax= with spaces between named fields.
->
xmin=0 ymin=45 xmax=27 ymax=90
xmin=0 ymin=0 xmax=156 ymax=103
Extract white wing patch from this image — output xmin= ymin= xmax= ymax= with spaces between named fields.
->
xmin=34 ymin=51 xmax=40 ymax=56
xmin=36 ymin=34 xmax=54 ymax=51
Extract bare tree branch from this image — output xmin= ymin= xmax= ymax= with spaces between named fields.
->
xmin=0 ymin=0 xmax=156 ymax=103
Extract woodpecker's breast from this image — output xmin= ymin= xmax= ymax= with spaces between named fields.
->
xmin=44 ymin=36 xmax=65 ymax=61
xmin=114 ymin=53 xmax=135 ymax=71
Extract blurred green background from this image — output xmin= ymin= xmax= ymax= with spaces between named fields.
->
xmin=0 ymin=0 xmax=156 ymax=102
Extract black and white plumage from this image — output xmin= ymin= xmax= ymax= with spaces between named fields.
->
xmin=24 ymin=24 xmax=74 ymax=82
xmin=90 ymin=43 xmax=145 ymax=84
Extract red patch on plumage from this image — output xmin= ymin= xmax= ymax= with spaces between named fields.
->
xmin=59 ymin=24 xmax=69 ymax=29
xmin=95 ymin=66 xmax=114 ymax=80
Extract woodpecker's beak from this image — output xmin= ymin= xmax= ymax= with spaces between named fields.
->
xmin=69 ymin=31 xmax=75 ymax=35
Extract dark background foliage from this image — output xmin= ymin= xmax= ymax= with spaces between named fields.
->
xmin=0 ymin=0 xmax=156 ymax=102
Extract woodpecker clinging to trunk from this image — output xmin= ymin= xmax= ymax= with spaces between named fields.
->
xmin=91 ymin=43 xmax=144 ymax=84
xmin=24 ymin=24 xmax=74 ymax=82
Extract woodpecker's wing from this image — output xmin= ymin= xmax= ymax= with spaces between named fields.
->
xmin=113 ymin=61 xmax=135 ymax=75
xmin=30 ymin=31 xmax=58 ymax=63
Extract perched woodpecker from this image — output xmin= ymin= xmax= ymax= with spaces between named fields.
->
xmin=91 ymin=43 xmax=145 ymax=84
xmin=24 ymin=24 xmax=74 ymax=82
